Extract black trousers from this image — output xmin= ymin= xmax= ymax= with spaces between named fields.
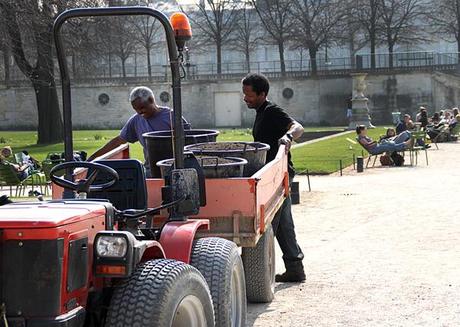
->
xmin=271 ymin=179 xmax=304 ymax=266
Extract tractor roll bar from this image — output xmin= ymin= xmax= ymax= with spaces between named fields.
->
xmin=53 ymin=7 xmax=185 ymax=197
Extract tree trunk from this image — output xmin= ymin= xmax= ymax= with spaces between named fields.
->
xmin=309 ymin=47 xmax=318 ymax=76
xmin=108 ymin=53 xmax=112 ymax=77
xmin=370 ymin=31 xmax=376 ymax=69
xmin=278 ymin=41 xmax=286 ymax=76
xmin=245 ymin=45 xmax=251 ymax=72
xmin=349 ymin=30 xmax=356 ymax=69
xmin=121 ymin=57 xmax=127 ymax=78
xmin=2 ymin=46 xmax=10 ymax=86
xmin=33 ymin=78 xmax=63 ymax=144
xmin=35 ymin=29 xmax=63 ymax=144
xmin=71 ymin=54 xmax=77 ymax=79
xmin=216 ymin=40 xmax=222 ymax=76
xmin=388 ymin=42 xmax=394 ymax=69
xmin=146 ymin=46 xmax=152 ymax=78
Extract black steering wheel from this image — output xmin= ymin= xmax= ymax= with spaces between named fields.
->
xmin=50 ymin=161 xmax=119 ymax=194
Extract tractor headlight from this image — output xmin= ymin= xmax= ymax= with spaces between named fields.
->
xmin=96 ymin=235 xmax=128 ymax=258
xmin=94 ymin=231 xmax=136 ymax=277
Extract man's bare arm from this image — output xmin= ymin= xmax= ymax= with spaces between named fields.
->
xmin=279 ymin=121 xmax=304 ymax=152
xmin=88 ymin=136 xmax=127 ymax=161
xmin=287 ymin=121 xmax=304 ymax=141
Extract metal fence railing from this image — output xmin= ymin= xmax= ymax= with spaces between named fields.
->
xmin=2 ymin=51 xmax=460 ymax=85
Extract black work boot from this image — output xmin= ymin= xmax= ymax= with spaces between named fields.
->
xmin=275 ymin=260 xmax=306 ymax=283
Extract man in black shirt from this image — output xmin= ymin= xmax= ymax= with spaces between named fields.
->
xmin=242 ymin=73 xmax=306 ymax=282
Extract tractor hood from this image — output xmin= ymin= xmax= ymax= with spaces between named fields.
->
xmin=0 ymin=201 xmax=107 ymax=228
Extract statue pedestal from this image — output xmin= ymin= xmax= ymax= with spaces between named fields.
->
xmin=348 ymin=73 xmax=375 ymax=130
xmin=349 ymin=97 xmax=375 ymax=129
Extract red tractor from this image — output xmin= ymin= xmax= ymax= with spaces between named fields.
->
xmin=1 ymin=6 xmax=289 ymax=327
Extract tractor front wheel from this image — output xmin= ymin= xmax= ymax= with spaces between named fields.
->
xmin=105 ymin=259 xmax=214 ymax=327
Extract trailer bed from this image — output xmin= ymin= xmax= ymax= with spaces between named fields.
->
xmin=52 ymin=144 xmax=289 ymax=247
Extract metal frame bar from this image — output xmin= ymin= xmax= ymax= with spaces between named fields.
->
xmin=53 ymin=6 xmax=185 ymax=198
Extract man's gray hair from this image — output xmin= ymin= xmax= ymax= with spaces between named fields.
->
xmin=129 ymin=86 xmax=155 ymax=103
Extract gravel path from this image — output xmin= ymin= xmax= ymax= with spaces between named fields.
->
xmin=249 ymin=143 xmax=460 ymax=326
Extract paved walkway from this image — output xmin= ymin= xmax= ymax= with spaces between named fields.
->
xmin=249 ymin=143 xmax=460 ymax=326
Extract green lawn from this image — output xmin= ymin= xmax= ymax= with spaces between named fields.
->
xmin=291 ymin=127 xmax=386 ymax=174
xmin=0 ymin=129 xmax=253 ymax=162
xmin=0 ymin=127 xmax=385 ymax=174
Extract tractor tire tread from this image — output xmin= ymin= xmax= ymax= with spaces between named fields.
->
xmin=190 ymin=237 xmax=246 ymax=326
xmin=242 ymin=226 xmax=275 ymax=303
xmin=105 ymin=259 xmax=213 ymax=327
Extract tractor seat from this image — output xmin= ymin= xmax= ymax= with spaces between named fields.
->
xmin=87 ymin=159 xmax=147 ymax=211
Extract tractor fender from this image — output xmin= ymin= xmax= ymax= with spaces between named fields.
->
xmin=135 ymin=240 xmax=166 ymax=264
xmin=159 ymin=219 xmax=210 ymax=264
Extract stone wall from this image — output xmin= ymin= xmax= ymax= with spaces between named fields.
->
xmin=0 ymin=71 xmax=451 ymax=130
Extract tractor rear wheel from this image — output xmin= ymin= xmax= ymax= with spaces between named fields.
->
xmin=242 ymin=225 xmax=275 ymax=303
xmin=190 ymin=237 xmax=247 ymax=327
xmin=105 ymin=259 xmax=214 ymax=327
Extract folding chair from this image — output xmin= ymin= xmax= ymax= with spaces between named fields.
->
xmin=13 ymin=151 xmax=48 ymax=195
xmin=356 ymin=138 xmax=380 ymax=168
xmin=429 ymin=125 xmax=450 ymax=149
xmin=450 ymin=125 xmax=460 ymax=141
xmin=0 ymin=163 xmax=28 ymax=197
xmin=409 ymin=131 xmax=429 ymax=166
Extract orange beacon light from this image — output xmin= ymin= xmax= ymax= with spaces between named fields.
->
xmin=170 ymin=12 xmax=192 ymax=50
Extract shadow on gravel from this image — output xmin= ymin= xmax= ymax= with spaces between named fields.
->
xmin=247 ymin=282 xmax=303 ymax=326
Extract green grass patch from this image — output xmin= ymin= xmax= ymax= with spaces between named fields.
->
xmin=0 ymin=129 xmax=253 ymax=162
xmin=1 ymin=127 xmax=385 ymax=175
xmin=291 ymin=127 xmax=386 ymax=174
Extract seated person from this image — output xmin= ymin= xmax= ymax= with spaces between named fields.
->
xmin=357 ymin=125 xmax=413 ymax=155
xmin=440 ymin=111 xmax=451 ymax=125
xmin=380 ymin=127 xmax=396 ymax=141
xmin=415 ymin=106 xmax=428 ymax=122
xmin=21 ymin=150 xmax=40 ymax=170
xmin=430 ymin=112 xmax=441 ymax=125
xmin=426 ymin=112 xmax=451 ymax=142
xmin=0 ymin=146 xmax=32 ymax=181
xmin=396 ymin=114 xmax=414 ymax=134
xmin=449 ymin=110 xmax=459 ymax=130
xmin=419 ymin=109 xmax=429 ymax=128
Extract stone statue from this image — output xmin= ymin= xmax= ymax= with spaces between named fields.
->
xmin=349 ymin=73 xmax=375 ymax=129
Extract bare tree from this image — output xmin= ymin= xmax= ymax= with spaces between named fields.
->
xmin=228 ymin=2 xmax=261 ymax=72
xmin=378 ymin=0 xmax=427 ymax=68
xmin=98 ymin=17 xmax=137 ymax=78
xmin=130 ymin=16 xmax=162 ymax=78
xmin=251 ymin=0 xmax=294 ymax=76
xmin=354 ymin=0 xmax=382 ymax=69
xmin=290 ymin=0 xmax=347 ymax=75
xmin=63 ymin=18 xmax=102 ymax=79
xmin=337 ymin=4 xmax=369 ymax=69
xmin=0 ymin=26 xmax=10 ymax=85
xmin=0 ymin=0 xmax=106 ymax=144
xmin=0 ymin=0 xmax=64 ymax=143
xmin=427 ymin=0 xmax=460 ymax=53
xmin=187 ymin=0 xmax=239 ymax=76
xmin=126 ymin=1 xmax=171 ymax=78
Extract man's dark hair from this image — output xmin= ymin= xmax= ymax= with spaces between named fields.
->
xmin=356 ymin=125 xmax=366 ymax=135
xmin=242 ymin=73 xmax=270 ymax=96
